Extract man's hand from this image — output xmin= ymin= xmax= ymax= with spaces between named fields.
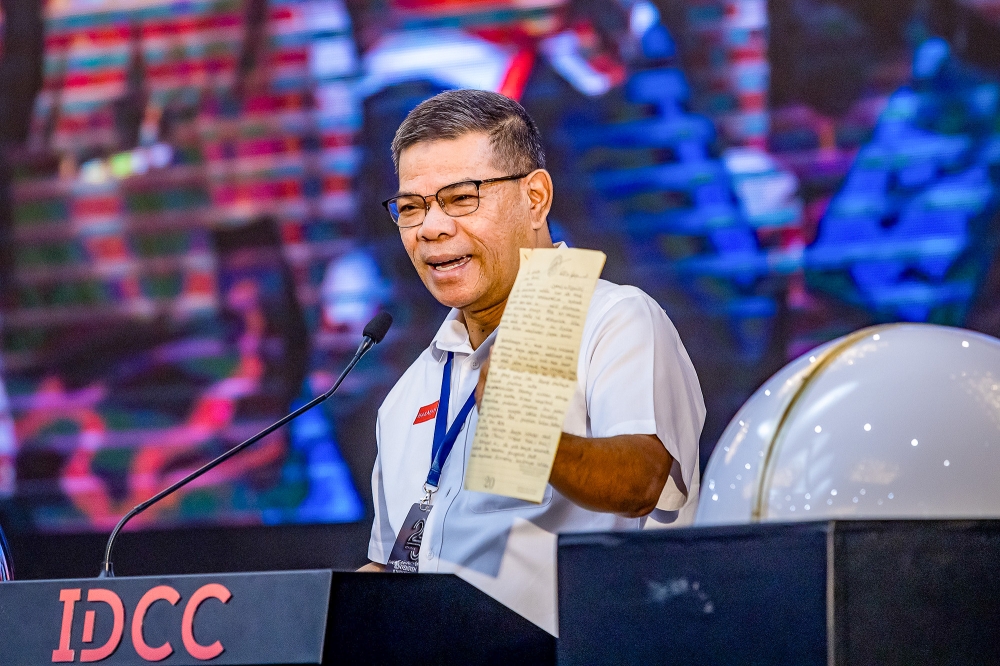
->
xmin=474 ymin=350 xmax=491 ymax=409
xmin=357 ymin=561 xmax=385 ymax=573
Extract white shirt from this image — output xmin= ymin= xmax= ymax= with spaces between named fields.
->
xmin=368 ymin=279 xmax=705 ymax=634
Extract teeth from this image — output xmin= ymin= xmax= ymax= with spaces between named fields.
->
xmin=431 ymin=256 xmax=470 ymax=271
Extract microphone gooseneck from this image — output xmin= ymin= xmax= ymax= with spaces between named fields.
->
xmin=98 ymin=313 xmax=393 ymax=577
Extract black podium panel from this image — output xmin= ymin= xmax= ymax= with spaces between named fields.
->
xmin=832 ymin=521 xmax=1000 ymax=665
xmin=558 ymin=520 xmax=1000 ymax=666
xmin=324 ymin=573 xmax=555 ymax=666
xmin=0 ymin=570 xmax=331 ymax=665
xmin=0 ymin=570 xmax=553 ymax=665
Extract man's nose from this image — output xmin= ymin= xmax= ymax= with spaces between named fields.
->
xmin=418 ymin=198 xmax=458 ymax=240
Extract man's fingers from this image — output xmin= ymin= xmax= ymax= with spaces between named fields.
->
xmin=475 ymin=349 xmax=492 ymax=408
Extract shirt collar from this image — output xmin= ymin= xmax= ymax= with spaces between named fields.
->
xmin=429 ymin=241 xmax=568 ymax=362
xmin=430 ymin=309 xmax=499 ymax=361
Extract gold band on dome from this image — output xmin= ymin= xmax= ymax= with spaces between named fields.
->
xmin=750 ymin=323 xmax=903 ymax=521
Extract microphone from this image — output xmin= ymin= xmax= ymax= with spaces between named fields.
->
xmin=98 ymin=312 xmax=393 ymax=577
xmin=363 ymin=311 xmax=393 ymax=345
xmin=0 ymin=520 xmax=12 ymax=581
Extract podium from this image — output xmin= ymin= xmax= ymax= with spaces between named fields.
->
xmin=9 ymin=520 xmax=1000 ymax=664
xmin=0 ymin=571 xmax=555 ymax=665
xmin=557 ymin=520 xmax=1000 ymax=666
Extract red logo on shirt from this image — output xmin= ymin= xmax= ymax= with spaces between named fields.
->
xmin=413 ymin=401 xmax=439 ymax=424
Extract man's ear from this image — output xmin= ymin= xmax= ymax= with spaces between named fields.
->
xmin=525 ymin=169 xmax=554 ymax=231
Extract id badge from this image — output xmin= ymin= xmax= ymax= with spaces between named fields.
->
xmin=386 ymin=503 xmax=429 ymax=574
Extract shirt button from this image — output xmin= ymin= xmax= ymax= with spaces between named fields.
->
xmin=427 ymin=550 xmax=435 ymax=560
xmin=471 ymin=361 xmax=480 ymax=369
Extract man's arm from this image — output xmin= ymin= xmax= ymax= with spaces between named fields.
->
xmin=475 ymin=354 xmax=672 ymax=518
xmin=550 ymin=432 xmax=671 ymax=517
xmin=357 ymin=561 xmax=385 ymax=573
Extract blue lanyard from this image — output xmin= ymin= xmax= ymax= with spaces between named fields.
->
xmin=426 ymin=352 xmax=477 ymax=489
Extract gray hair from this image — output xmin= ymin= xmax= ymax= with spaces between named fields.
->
xmin=390 ymin=89 xmax=546 ymax=174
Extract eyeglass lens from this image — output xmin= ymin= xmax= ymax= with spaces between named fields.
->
xmin=390 ymin=181 xmax=480 ymax=226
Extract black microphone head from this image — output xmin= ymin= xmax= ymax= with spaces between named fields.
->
xmin=363 ymin=312 xmax=393 ymax=344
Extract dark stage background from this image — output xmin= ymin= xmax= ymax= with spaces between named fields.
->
xmin=3 ymin=0 xmax=1000 ymax=577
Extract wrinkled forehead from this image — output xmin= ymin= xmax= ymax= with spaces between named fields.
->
xmin=396 ymin=132 xmax=501 ymax=193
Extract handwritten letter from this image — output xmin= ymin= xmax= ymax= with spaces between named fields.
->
xmin=465 ymin=247 xmax=606 ymax=502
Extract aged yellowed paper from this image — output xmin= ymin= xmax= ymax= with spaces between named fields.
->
xmin=464 ymin=246 xmax=606 ymax=502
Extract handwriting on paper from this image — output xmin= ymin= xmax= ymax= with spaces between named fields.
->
xmin=465 ymin=247 xmax=605 ymax=502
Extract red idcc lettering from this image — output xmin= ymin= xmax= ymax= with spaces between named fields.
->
xmin=132 ymin=586 xmax=181 ymax=662
xmin=52 ymin=588 xmax=81 ymax=663
xmin=82 ymin=611 xmax=96 ymax=643
xmin=413 ymin=401 xmax=439 ymax=425
xmin=181 ymin=584 xmax=232 ymax=660
xmin=79 ymin=589 xmax=125 ymax=663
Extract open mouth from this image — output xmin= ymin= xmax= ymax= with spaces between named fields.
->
xmin=428 ymin=255 xmax=472 ymax=272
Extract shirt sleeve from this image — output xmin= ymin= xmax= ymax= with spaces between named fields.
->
xmin=584 ymin=290 xmax=706 ymax=517
xmin=368 ymin=414 xmax=396 ymax=564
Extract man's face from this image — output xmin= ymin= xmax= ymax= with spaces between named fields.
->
xmin=396 ymin=132 xmax=539 ymax=313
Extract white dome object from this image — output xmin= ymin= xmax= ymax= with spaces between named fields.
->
xmin=696 ymin=324 xmax=1000 ymax=525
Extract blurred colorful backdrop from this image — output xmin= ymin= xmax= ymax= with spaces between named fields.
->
xmin=2 ymin=0 xmax=1000 ymax=533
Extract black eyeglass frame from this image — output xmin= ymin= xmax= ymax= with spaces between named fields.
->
xmin=381 ymin=173 xmax=531 ymax=228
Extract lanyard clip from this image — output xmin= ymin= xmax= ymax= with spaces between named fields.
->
xmin=419 ymin=483 xmax=437 ymax=511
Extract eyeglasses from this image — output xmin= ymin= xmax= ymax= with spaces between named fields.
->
xmin=381 ymin=173 xmax=530 ymax=228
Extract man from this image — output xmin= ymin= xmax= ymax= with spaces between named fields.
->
xmin=361 ymin=89 xmax=705 ymax=632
